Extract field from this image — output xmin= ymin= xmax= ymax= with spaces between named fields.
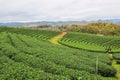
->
xmin=0 ymin=27 xmax=119 ymax=80
xmin=59 ymin=32 xmax=120 ymax=53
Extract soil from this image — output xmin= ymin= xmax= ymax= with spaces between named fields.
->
xmin=50 ymin=32 xmax=67 ymax=45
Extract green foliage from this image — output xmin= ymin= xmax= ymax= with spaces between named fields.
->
xmin=0 ymin=56 xmax=68 ymax=80
xmin=113 ymin=53 xmax=120 ymax=64
xmin=0 ymin=27 xmax=61 ymax=40
xmin=0 ymin=27 xmax=118 ymax=80
xmin=63 ymin=22 xmax=120 ymax=36
xmin=59 ymin=32 xmax=120 ymax=53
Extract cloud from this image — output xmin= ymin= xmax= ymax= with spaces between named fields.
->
xmin=0 ymin=0 xmax=120 ymax=22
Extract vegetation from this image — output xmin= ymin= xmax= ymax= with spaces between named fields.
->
xmin=36 ymin=24 xmax=52 ymax=28
xmin=0 ymin=27 xmax=118 ymax=80
xmin=0 ymin=27 xmax=61 ymax=40
xmin=113 ymin=53 xmax=120 ymax=64
xmin=59 ymin=32 xmax=120 ymax=53
xmin=60 ymin=22 xmax=120 ymax=36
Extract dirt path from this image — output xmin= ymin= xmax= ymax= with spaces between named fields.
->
xmin=116 ymin=72 xmax=120 ymax=80
xmin=109 ymin=53 xmax=120 ymax=80
xmin=50 ymin=32 xmax=120 ymax=79
xmin=113 ymin=60 xmax=120 ymax=80
xmin=50 ymin=32 xmax=67 ymax=45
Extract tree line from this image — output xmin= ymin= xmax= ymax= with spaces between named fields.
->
xmin=59 ymin=22 xmax=120 ymax=36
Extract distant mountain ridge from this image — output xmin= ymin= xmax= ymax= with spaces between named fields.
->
xmin=0 ymin=19 xmax=120 ymax=27
xmin=98 ymin=19 xmax=120 ymax=24
xmin=0 ymin=21 xmax=88 ymax=27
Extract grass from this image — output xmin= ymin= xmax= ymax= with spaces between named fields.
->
xmin=112 ymin=60 xmax=120 ymax=73
xmin=50 ymin=32 xmax=67 ymax=45
xmin=109 ymin=54 xmax=120 ymax=79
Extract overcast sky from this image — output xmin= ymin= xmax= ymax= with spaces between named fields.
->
xmin=0 ymin=0 xmax=120 ymax=22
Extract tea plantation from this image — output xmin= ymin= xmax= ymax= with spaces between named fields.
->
xmin=0 ymin=27 xmax=118 ymax=80
xmin=59 ymin=32 xmax=120 ymax=53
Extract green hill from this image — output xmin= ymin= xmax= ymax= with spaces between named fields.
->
xmin=0 ymin=27 xmax=118 ymax=80
xmin=59 ymin=32 xmax=120 ymax=53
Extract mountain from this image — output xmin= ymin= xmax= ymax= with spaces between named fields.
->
xmin=0 ymin=19 xmax=120 ymax=27
xmin=0 ymin=21 xmax=89 ymax=27
xmin=107 ymin=19 xmax=120 ymax=23
xmin=98 ymin=19 xmax=120 ymax=24
xmin=0 ymin=22 xmax=23 ymax=26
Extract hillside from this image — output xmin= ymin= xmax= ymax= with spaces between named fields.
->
xmin=0 ymin=27 xmax=119 ymax=80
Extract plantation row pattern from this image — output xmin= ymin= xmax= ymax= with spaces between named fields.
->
xmin=59 ymin=32 xmax=120 ymax=53
xmin=0 ymin=30 xmax=117 ymax=80
xmin=0 ymin=27 xmax=61 ymax=41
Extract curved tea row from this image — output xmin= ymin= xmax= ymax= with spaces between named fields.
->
xmin=59 ymin=32 xmax=120 ymax=53
xmin=0 ymin=27 xmax=118 ymax=80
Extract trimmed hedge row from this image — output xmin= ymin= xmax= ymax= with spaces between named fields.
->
xmin=0 ymin=27 xmax=61 ymax=40
xmin=0 ymin=29 xmax=118 ymax=80
xmin=59 ymin=32 xmax=120 ymax=53
xmin=113 ymin=53 xmax=120 ymax=64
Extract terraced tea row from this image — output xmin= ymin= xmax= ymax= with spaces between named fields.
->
xmin=113 ymin=53 xmax=120 ymax=64
xmin=59 ymin=32 xmax=120 ymax=52
xmin=0 ymin=27 xmax=61 ymax=40
xmin=0 ymin=32 xmax=117 ymax=80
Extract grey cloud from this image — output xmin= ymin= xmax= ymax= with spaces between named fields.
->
xmin=0 ymin=0 xmax=120 ymax=22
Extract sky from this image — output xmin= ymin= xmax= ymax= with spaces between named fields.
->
xmin=0 ymin=0 xmax=120 ymax=22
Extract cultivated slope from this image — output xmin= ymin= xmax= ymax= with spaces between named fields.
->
xmin=0 ymin=27 xmax=118 ymax=80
